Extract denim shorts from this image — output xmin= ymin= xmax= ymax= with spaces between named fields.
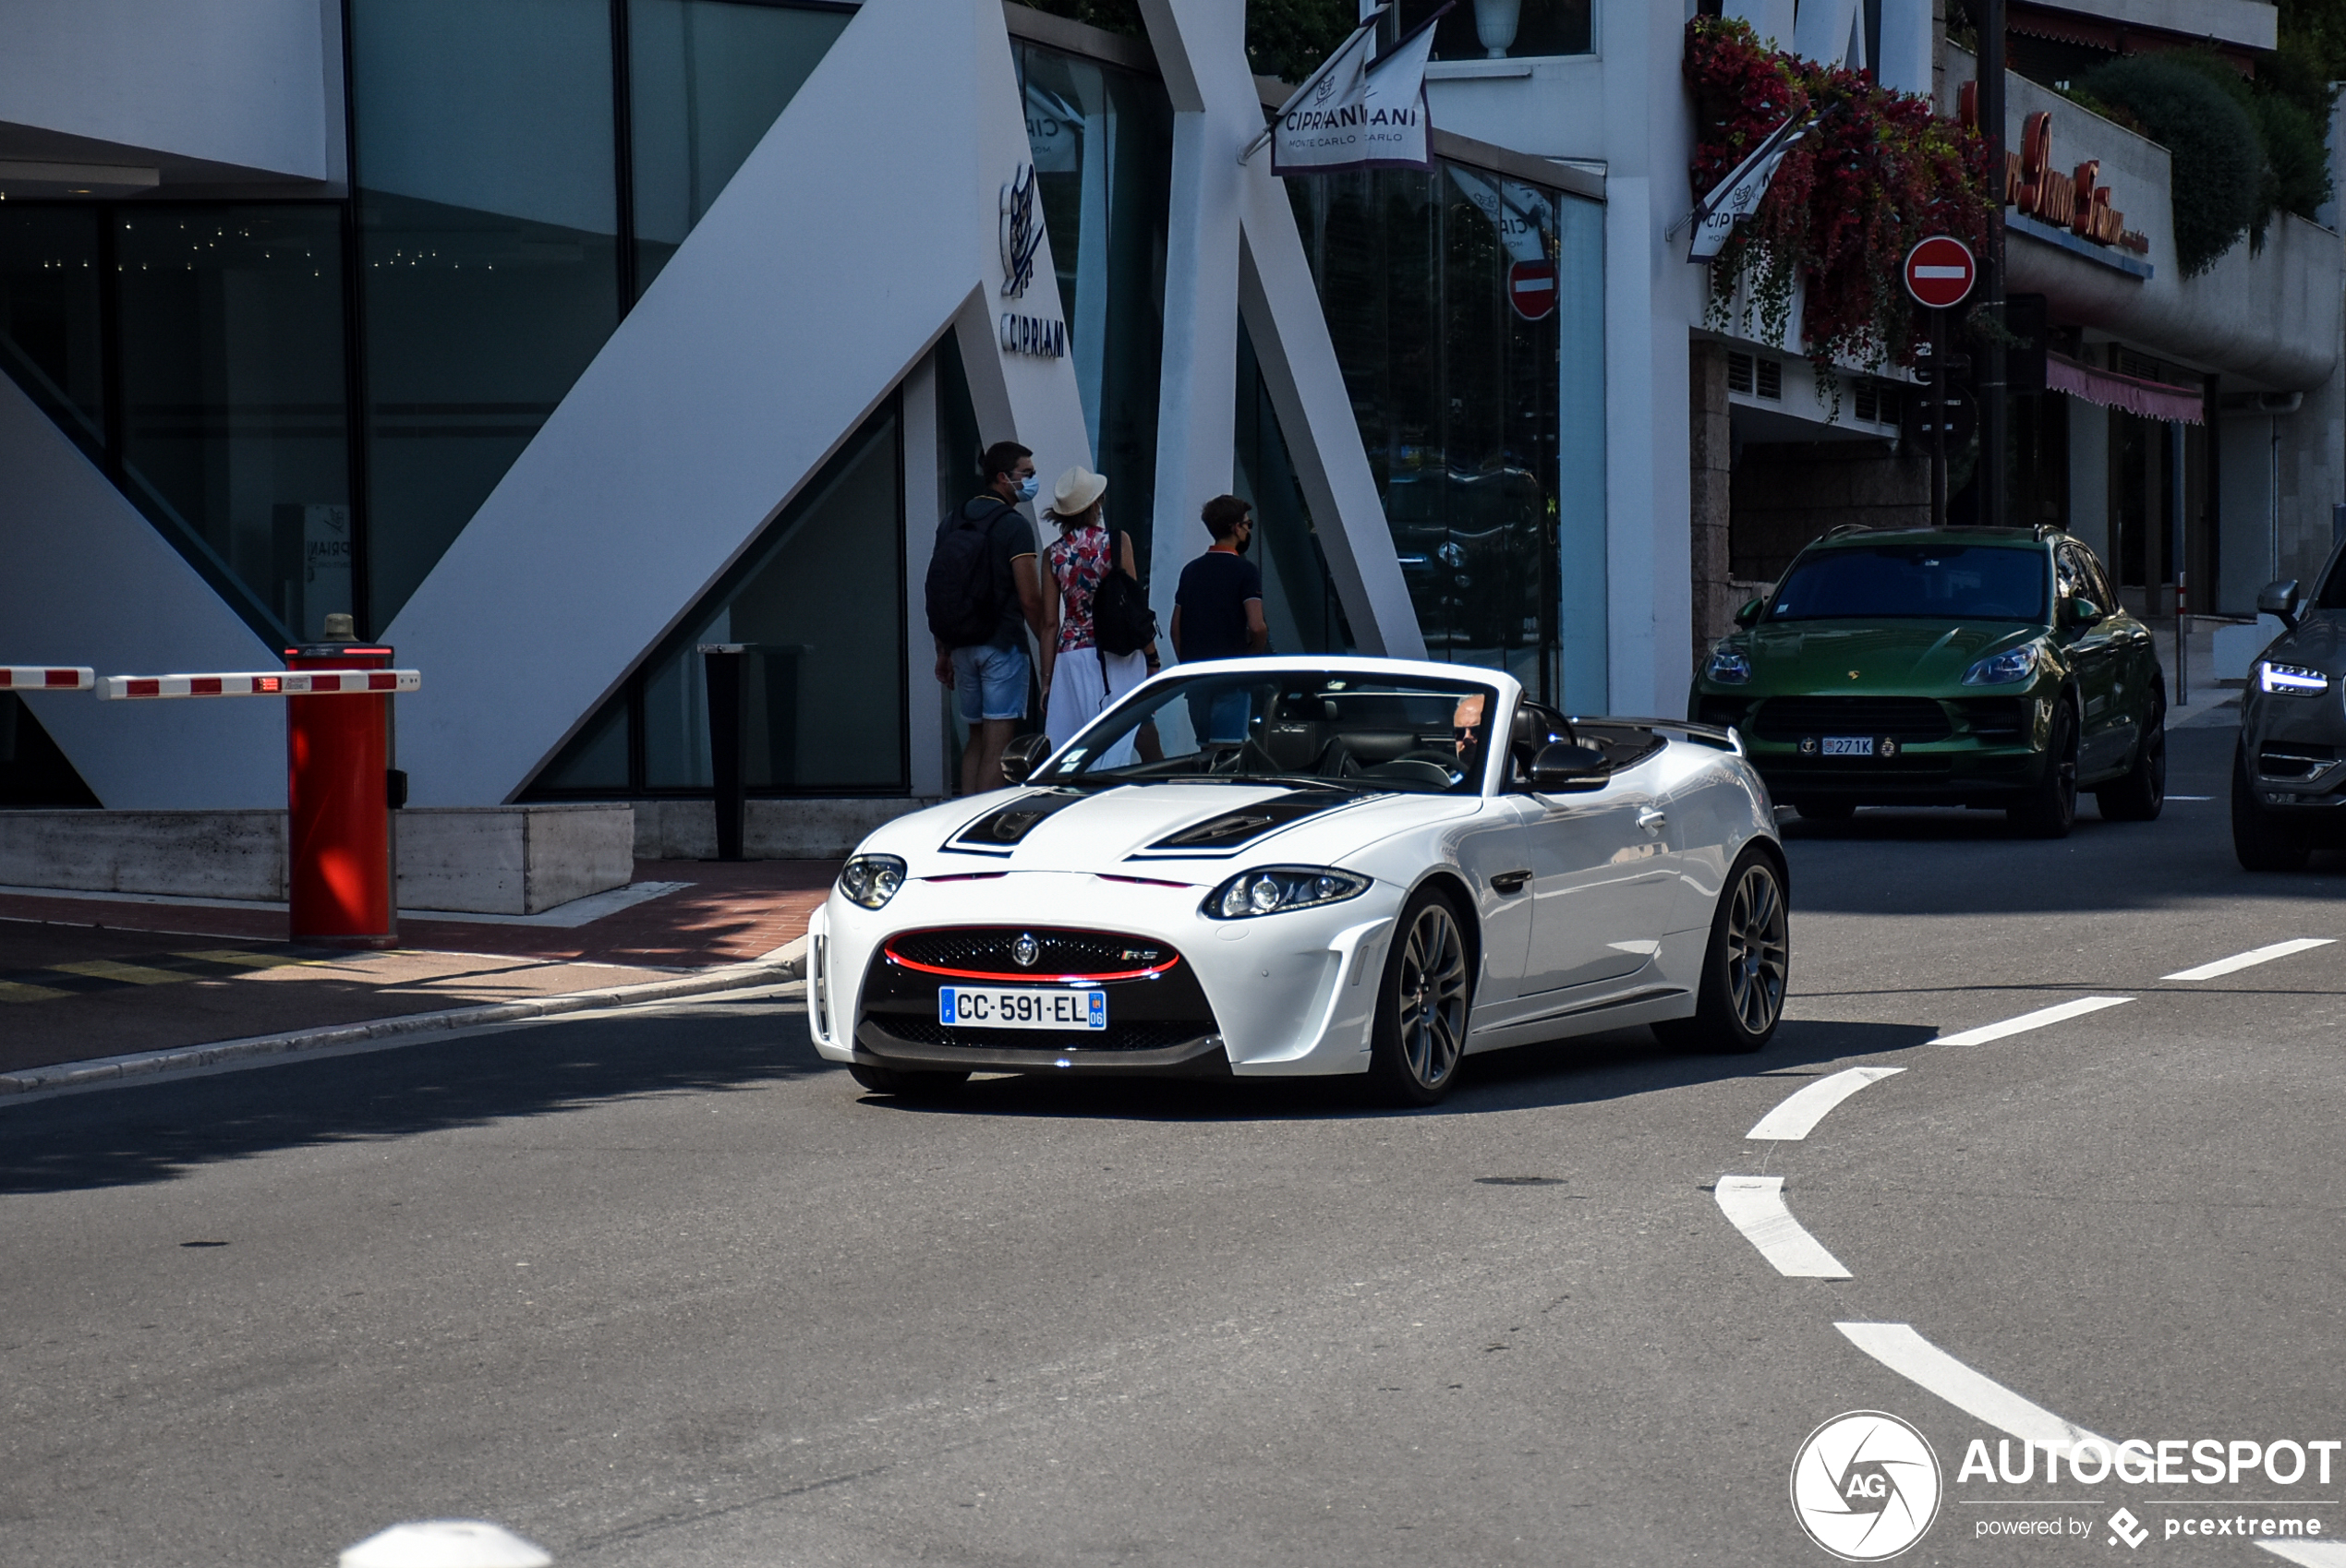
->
xmin=951 ymin=640 xmax=1030 ymax=723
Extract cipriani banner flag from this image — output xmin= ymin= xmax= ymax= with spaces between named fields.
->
xmin=1264 ymin=6 xmax=1447 ymax=175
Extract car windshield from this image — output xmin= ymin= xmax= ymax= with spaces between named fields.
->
xmin=1768 ymin=545 xmax=2049 ymax=622
xmin=1033 ymin=669 xmax=1497 ymax=795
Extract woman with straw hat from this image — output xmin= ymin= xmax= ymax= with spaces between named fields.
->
xmin=1039 ymin=464 xmax=1159 ymax=762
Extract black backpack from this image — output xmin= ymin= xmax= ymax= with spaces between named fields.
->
xmin=1091 ymin=564 xmax=1157 ymax=657
xmin=925 ymin=500 xmax=1019 ymax=647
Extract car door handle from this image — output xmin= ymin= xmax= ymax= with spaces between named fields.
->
xmin=1637 ymin=808 xmax=1666 ymax=836
xmin=1490 ymin=869 xmax=1532 ymax=894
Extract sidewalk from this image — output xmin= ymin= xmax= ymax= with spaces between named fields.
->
xmin=0 ymin=860 xmax=838 ymax=1080
xmin=2140 ymin=612 xmax=2245 ymax=730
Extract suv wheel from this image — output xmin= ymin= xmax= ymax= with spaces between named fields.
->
xmin=2096 ymin=690 xmax=2166 ymax=821
xmin=2009 ymin=699 xmax=2079 ymax=839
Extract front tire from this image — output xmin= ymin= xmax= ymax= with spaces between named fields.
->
xmin=2232 ymin=742 xmax=2312 ymax=872
xmin=1366 ymin=886 xmax=1473 ymax=1106
xmin=2096 ymin=689 xmax=2166 ymax=821
xmin=2008 ymin=699 xmax=2079 ymax=838
xmin=1653 ymin=847 xmax=1788 ymax=1055
xmin=847 ymin=1062 xmax=971 ymax=1098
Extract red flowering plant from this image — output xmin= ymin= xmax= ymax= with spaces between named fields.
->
xmin=1686 ymin=18 xmax=1992 ymax=392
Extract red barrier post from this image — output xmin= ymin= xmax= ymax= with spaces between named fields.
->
xmin=285 ymin=643 xmax=397 ymax=948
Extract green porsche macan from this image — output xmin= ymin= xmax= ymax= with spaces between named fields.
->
xmin=1687 ymin=526 xmax=2167 ymax=838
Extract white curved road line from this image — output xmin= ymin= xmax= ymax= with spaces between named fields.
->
xmin=1747 ymin=1067 xmax=1905 ymax=1141
xmin=1934 ymin=995 xmax=2133 ymax=1046
xmin=1714 ymin=1176 xmax=1851 ymax=1279
xmin=1835 ymin=1321 xmax=2110 ymax=1450
xmin=2258 ymin=1542 xmax=2346 ymax=1566
xmin=2163 ymin=938 xmax=2334 ymax=982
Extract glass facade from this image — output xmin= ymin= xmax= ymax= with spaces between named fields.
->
xmin=1397 ymin=0 xmax=1592 ymax=61
xmin=532 ymin=400 xmax=906 ymax=795
xmin=1293 ymin=161 xmax=1603 ymax=706
xmin=1013 ymin=41 xmax=1173 ymax=577
xmin=0 ymin=202 xmax=354 ymax=641
xmin=629 ymin=0 xmax=855 ymax=295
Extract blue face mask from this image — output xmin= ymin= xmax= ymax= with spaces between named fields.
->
xmin=1015 ymin=474 xmax=1040 ymax=502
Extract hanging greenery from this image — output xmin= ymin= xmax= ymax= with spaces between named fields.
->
xmin=1685 ymin=17 xmax=1994 ymax=378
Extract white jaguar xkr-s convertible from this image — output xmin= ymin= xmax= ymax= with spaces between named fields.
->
xmin=807 ymin=657 xmax=1786 ymax=1104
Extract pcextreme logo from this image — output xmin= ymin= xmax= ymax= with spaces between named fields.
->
xmin=1792 ymin=1411 xmax=1944 ymax=1561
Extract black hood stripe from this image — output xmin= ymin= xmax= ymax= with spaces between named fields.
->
xmin=944 ymin=790 xmax=1087 ymax=853
xmin=1136 ymin=790 xmax=1360 ymax=855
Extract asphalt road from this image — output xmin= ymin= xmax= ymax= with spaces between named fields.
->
xmin=4 ymin=723 xmax=2340 ymax=1568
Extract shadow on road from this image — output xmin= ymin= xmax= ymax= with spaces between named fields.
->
xmin=0 ymin=995 xmax=824 ymax=1197
xmin=1775 ymin=726 xmax=2346 ymax=914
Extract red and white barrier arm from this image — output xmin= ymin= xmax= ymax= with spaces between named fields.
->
xmin=0 ymin=667 xmax=95 ymax=692
xmin=98 ymin=669 xmax=422 ymax=700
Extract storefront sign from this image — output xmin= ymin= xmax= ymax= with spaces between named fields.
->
xmin=999 ymin=312 xmax=1066 ymax=358
xmin=1960 ymin=90 xmax=2150 ymax=256
xmin=1261 ymin=7 xmax=1441 ymax=175
xmin=999 ymin=163 xmax=1042 ymax=298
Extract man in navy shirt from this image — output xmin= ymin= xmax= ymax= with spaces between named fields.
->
xmin=1171 ymin=495 xmax=1268 ymax=743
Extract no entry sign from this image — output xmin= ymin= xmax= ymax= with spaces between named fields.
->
xmin=1903 ymin=235 xmax=1976 ymax=309
xmin=1507 ymin=259 xmax=1557 ymax=321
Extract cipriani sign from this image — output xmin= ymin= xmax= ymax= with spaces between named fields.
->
xmin=998 ymin=161 xmax=1067 ymax=357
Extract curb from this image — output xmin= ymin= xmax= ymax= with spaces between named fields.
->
xmin=0 ymin=936 xmax=809 ymax=1100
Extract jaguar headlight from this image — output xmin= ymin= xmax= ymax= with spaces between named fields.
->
xmin=2259 ymin=660 xmax=2330 ymax=694
xmin=1203 ymin=866 xmax=1370 ymax=920
xmin=1962 ymin=645 xmax=2040 ymax=685
xmin=1706 ymin=647 xmax=1752 ymax=685
xmin=838 ymin=853 xmax=907 ymax=910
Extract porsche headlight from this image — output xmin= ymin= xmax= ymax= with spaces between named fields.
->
xmin=838 ymin=854 xmax=907 ymax=910
xmin=1706 ymin=647 xmax=1752 ymax=685
xmin=2259 ymin=660 xmax=2330 ymax=695
xmin=1203 ymin=866 xmax=1370 ymax=920
xmin=1962 ymin=645 xmax=2040 ymax=685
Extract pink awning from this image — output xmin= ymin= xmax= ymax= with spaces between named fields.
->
xmin=2047 ymin=354 xmax=2205 ymax=424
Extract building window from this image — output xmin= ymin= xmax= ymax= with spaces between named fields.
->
xmin=529 ymin=397 xmax=908 ymax=797
xmin=1400 ymin=0 xmax=1592 ymax=60
xmin=1014 ymin=41 xmax=1174 ymax=578
xmin=1292 ymin=160 xmax=1600 ymax=706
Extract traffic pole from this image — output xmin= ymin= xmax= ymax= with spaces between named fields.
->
xmin=1931 ymin=308 xmax=1948 ymax=530
xmin=1977 ymin=0 xmax=2008 ymax=530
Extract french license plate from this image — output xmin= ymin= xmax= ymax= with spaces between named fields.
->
xmin=937 ymin=986 xmax=1107 ymax=1031
xmin=1820 ymin=736 xmax=1875 ymax=757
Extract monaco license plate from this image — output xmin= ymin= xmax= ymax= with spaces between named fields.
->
xmin=938 ymin=986 xmax=1107 ymax=1031
xmin=1820 ymin=736 xmax=1875 ymax=757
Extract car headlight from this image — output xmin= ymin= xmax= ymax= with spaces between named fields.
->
xmin=1962 ymin=645 xmax=2040 ymax=685
xmin=2259 ymin=660 xmax=2330 ymax=694
xmin=1706 ymin=647 xmax=1752 ymax=685
xmin=1203 ymin=866 xmax=1371 ymax=920
xmin=838 ymin=854 xmax=907 ymax=910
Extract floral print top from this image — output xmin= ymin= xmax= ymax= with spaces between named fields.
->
xmin=1047 ymin=521 xmax=1112 ymax=652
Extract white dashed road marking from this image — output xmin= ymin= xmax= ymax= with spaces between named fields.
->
xmin=1835 ymin=1321 xmax=2110 ymax=1450
xmin=2258 ymin=1543 xmax=2346 ymax=1566
xmin=2163 ymin=938 xmax=2334 ymax=983
xmin=1747 ymin=1067 xmax=1905 ymax=1141
xmin=1714 ymin=1176 xmax=1852 ymax=1279
xmin=1934 ymin=995 xmax=2133 ymax=1046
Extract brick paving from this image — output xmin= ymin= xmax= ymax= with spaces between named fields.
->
xmin=0 ymin=860 xmax=838 ymax=1075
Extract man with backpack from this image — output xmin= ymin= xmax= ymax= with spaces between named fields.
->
xmin=926 ymin=440 xmax=1046 ymax=795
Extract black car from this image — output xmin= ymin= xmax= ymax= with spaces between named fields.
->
xmin=2233 ymin=542 xmax=2346 ymax=869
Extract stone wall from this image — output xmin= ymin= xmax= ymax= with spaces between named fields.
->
xmin=633 ymin=797 xmax=943 ymax=861
xmin=1730 ymin=440 xmax=1931 ymax=584
xmin=1688 ymin=341 xmax=1738 ymax=674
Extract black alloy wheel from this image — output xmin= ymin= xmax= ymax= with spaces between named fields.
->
xmin=2010 ymin=699 xmax=2079 ymax=839
xmin=2096 ymin=688 xmax=2166 ymax=822
xmin=2231 ymin=742 xmax=2313 ymax=872
xmin=848 ymin=1063 xmax=972 ymax=1098
xmin=1367 ymin=886 xmax=1473 ymax=1106
xmin=1653 ymin=846 xmax=1788 ymax=1055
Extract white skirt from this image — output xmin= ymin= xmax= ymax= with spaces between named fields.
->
xmin=1046 ymin=643 xmax=1148 ymax=765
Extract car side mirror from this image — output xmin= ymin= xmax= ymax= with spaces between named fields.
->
xmin=999 ymin=733 xmax=1053 ymax=784
xmin=1529 ymin=742 xmax=1611 ymax=792
xmin=2259 ymin=578 xmax=2302 ymax=630
xmin=1734 ymin=597 xmax=1764 ymax=629
xmin=2061 ymin=597 xmax=2101 ymax=627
